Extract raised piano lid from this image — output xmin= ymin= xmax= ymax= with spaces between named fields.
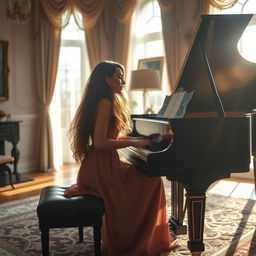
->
xmin=174 ymin=14 xmax=256 ymax=115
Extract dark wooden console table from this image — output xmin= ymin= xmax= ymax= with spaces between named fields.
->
xmin=0 ymin=120 xmax=21 ymax=181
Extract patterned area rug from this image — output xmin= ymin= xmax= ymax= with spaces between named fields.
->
xmin=1 ymin=181 xmax=256 ymax=255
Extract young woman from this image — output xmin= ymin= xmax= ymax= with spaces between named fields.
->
xmin=64 ymin=61 xmax=178 ymax=256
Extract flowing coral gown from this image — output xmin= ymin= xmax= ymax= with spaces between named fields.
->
xmin=64 ymin=121 xmax=176 ymax=256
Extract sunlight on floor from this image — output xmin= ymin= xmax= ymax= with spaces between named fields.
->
xmin=208 ymin=179 xmax=256 ymax=200
xmin=0 ymin=164 xmax=79 ymax=202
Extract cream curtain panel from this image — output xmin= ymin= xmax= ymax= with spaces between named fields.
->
xmin=157 ymin=0 xmax=210 ymax=91
xmin=85 ymin=0 xmax=136 ymax=71
xmin=34 ymin=1 xmax=61 ymax=172
xmin=157 ymin=0 xmax=238 ymax=91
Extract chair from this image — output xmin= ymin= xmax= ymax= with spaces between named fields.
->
xmin=37 ymin=185 xmax=105 ymax=256
xmin=0 ymin=155 xmax=15 ymax=189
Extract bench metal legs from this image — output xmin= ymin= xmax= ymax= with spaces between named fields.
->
xmin=40 ymin=226 xmax=101 ymax=256
xmin=41 ymin=228 xmax=49 ymax=256
xmin=94 ymin=226 xmax=102 ymax=256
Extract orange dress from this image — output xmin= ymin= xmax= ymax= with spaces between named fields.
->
xmin=65 ymin=121 xmax=176 ymax=256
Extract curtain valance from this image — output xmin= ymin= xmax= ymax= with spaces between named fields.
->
xmin=39 ymin=0 xmax=136 ymax=30
xmin=157 ymin=0 xmax=239 ymax=13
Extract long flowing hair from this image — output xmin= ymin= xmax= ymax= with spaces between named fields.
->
xmin=69 ymin=61 xmax=131 ymax=163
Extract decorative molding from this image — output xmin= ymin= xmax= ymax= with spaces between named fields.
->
xmin=17 ymin=162 xmax=37 ymax=173
xmin=11 ymin=114 xmax=38 ymax=121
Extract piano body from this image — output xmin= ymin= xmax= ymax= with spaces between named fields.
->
xmin=119 ymin=14 xmax=256 ymax=255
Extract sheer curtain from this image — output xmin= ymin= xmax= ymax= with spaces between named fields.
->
xmin=84 ymin=0 xmax=136 ymax=71
xmin=50 ymin=15 xmax=90 ymax=167
xmin=157 ymin=0 xmax=211 ymax=91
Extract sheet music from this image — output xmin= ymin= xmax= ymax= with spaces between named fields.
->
xmin=157 ymin=88 xmax=194 ymax=118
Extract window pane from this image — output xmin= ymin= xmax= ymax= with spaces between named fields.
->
xmin=243 ymin=1 xmax=256 ymax=13
xmin=55 ymin=44 xmax=84 ymax=163
xmin=61 ymin=15 xmax=84 ymax=41
xmin=153 ymin=1 xmax=161 ymax=16
xmin=135 ymin=43 xmax=145 ymax=60
xmin=239 ymin=25 xmax=256 ymax=63
xmin=147 ymin=16 xmax=162 ymax=33
xmin=145 ymin=40 xmax=163 ymax=56
xmin=141 ymin=2 xmax=153 ymax=23
xmin=59 ymin=46 xmax=81 ymax=71
xmin=147 ymin=91 xmax=164 ymax=113
xmin=138 ymin=0 xmax=162 ymax=34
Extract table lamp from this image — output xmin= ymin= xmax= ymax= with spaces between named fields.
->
xmin=129 ymin=69 xmax=161 ymax=113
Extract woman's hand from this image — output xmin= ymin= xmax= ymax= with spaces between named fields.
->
xmin=131 ymin=138 xmax=151 ymax=148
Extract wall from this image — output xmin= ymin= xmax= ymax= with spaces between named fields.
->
xmin=0 ymin=0 xmax=39 ymax=173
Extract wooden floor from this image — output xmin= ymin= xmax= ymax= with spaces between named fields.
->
xmin=0 ymin=164 xmax=79 ymax=204
xmin=0 ymin=163 xmax=255 ymax=204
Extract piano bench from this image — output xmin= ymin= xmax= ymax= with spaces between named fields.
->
xmin=37 ymin=186 xmax=105 ymax=256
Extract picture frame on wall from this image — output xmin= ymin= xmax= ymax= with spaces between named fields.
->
xmin=0 ymin=40 xmax=9 ymax=101
xmin=138 ymin=56 xmax=164 ymax=82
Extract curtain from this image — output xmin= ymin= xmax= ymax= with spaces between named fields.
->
xmin=39 ymin=0 xmax=104 ymax=30
xmin=34 ymin=1 xmax=61 ymax=171
xmin=158 ymin=0 xmax=210 ymax=91
xmin=208 ymin=0 xmax=239 ymax=9
xmin=39 ymin=0 xmax=136 ymax=71
xmin=157 ymin=0 xmax=238 ymax=91
xmin=85 ymin=0 xmax=136 ymax=72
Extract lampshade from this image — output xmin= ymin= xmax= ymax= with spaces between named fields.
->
xmin=129 ymin=69 xmax=161 ymax=91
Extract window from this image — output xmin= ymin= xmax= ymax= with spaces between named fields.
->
xmin=51 ymin=15 xmax=90 ymax=166
xmin=129 ymin=0 xmax=166 ymax=114
xmin=221 ymin=0 xmax=256 ymax=63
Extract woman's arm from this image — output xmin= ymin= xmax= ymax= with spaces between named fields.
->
xmin=118 ymin=135 xmax=144 ymax=140
xmin=93 ymin=99 xmax=150 ymax=150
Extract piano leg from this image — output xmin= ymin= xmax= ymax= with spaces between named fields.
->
xmin=168 ymin=173 xmax=231 ymax=255
xmin=169 ymin=181 xmax=187 ymax=235
xmin=185 ymin=192 xmax=206 ymax=256
xmin=253 ymin=156 xmax=256 ymax=194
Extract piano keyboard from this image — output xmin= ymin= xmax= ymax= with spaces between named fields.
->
xmin=128 ymin=146 xmax=151 ymax=160
xmin=118 ymin=146 xmax=151 ymax=164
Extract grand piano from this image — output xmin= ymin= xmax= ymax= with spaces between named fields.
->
xmin=119 ymin=14 xmax=256 ymax=255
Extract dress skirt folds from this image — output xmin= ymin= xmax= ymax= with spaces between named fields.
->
xmin=64 ymin=126 xmax=176 ymax=256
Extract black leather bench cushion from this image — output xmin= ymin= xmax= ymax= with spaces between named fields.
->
xmin=37 ymin=186 xmax=104 ymax=219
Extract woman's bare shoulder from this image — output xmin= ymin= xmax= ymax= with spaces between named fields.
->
xmin=98 ymin=98 xmax=111 ymax=105
xmin=96 ymin=98 xmax=112 ymax=111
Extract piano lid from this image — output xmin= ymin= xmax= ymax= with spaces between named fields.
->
xmin=174 ymin=14 xmax=256 ymax=114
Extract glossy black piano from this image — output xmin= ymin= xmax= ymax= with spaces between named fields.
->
xmin=119 ymin=14 xmax=256 ymax=256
